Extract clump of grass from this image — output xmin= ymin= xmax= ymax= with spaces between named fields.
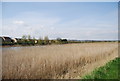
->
xmin=2 ymin=42 xmax=118 ymax=79
xmin=82 ymin=57 xmax=120 ymax=79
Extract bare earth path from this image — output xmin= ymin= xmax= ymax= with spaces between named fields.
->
xmin=2 ymin=42 xmax=118 ymax=79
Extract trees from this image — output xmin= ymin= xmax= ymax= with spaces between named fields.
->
xmin=61 ymin=39 xmax=68 ymax=44
xmin=44 ymin=36 xmax=49 ymax=45
xmin=38 ymin=37 xmax=44 ymax=45
xmin=56 ymin=38 xmax=68 ymax=44
xmin=16 ymin=35 xmax=68 ymax=46
xmin=57 ymin=37 xmax=62 ymax=41
xmin=28 ymin=35 xmax=31 ymax=40
xmin=22 ymin=35 xmax=27 ymax=40
xmin=21 ymin=35 xmax=35 ymax=45
xmin=21 ymin=35 xmax=27 ymax=45
xmin=27 ymin=35 xmax=35 ymax=45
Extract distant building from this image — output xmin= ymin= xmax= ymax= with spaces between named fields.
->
xmin=2 ymin=36 xmax=13 ymax=43
xmin=0 ymin=37 xmax=4 ymax=45
xmin=12 ymin=38 xmax=17 ymax=43
xmin=14 ymin=38 xmax=22 ymax=43
xmin=0 ymin=37 xmax=4 ymax=42
xmin=35 ymin=40 xmax=38 ymax=44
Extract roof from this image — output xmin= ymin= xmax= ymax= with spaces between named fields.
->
xmin=3 ymin=37 xmax=12 ymax=40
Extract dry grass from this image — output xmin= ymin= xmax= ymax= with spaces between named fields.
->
xmin=2 ymin=42 xmax=118 ymax=79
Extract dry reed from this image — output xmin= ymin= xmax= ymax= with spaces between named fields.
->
xmin=2 ymin=42 xmax=118 ymax=79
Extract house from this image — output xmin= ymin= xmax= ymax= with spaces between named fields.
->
xmin=34 ymin=40 xmax=38 ymax=44
xmin=14 ymin=38 xmax=22 ymax=44
xmin=0 ymin=37 xmax=4 ymax=45
xmin=0 ymin=36 xmax=14 ymax=45
xmin=12 ymin=38 xmax=17 ymax=43
xmin=2 ymin=36 xmax=13 ymax=43
xmin=15 ymin=38 xmax=22 ymax=41
xmin=0 ymin=37 xmax=4 ymax=42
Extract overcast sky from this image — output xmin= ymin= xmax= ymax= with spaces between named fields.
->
xmin=1 ymin=2 xmax=118 ymax=40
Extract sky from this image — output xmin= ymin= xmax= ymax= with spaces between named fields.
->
xmin=1 ymin=2 xmax=118 ymax=40
xmin=1 ymin=0 xmax=120 ymax=2
xmin=0 ymin=2 xmax=2 ymax=36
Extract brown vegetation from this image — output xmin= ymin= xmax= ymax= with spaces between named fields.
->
xmin=2 ymin=42 xmax=118 ymax=79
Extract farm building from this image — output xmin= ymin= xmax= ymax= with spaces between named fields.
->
xmin=12 ymin=38 xmax=18 ymax=43
xmin=0 ymin=37 xmax=4 ymax=45
xmin=0 ymin=36 xmax=13 ymax=43
xmin=3 ymin=37 xmax=13 ymax=43
xmin=0 ymin=37 xmax=4 ymax=42
xmin=34 ymin=40 xmax=38 ymax=44
xmin=13 ymin=38 xmax=22 ymax=43
xmin=0 ymin=36 xmax=13 ymax=45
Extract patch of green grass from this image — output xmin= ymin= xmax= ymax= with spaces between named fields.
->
xmin=82 ymin=58 xmax=120 ymax=79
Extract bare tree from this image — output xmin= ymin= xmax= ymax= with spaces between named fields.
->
xmin=44 ymin=36 xmax=49 ymax=44
xmin=28 ymin=35 xmax=31 ymax=40
xmin=22 ymin=35 xmax=27 ymax=40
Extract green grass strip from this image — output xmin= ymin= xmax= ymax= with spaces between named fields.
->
xmin=82 ymin=57 xmax=120 ymax=79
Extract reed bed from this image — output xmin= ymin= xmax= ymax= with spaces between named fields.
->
xmin=2 ymin=42 xmax=118 ymax=79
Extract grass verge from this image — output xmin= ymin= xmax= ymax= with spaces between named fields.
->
xmin=82 ymin=57 xmax=120 ymax=79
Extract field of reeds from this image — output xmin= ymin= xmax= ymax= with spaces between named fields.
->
xmin=2 ymin=42 xmax=118 ymax=79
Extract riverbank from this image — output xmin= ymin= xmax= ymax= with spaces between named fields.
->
xmin=1 ymin=41 xmax=117 ymax=48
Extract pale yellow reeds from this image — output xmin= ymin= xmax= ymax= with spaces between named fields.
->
xmin=2 ymin=42 xmax=118 ymax=79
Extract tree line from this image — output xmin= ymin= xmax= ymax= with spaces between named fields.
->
xmin=1 ymin=35 xmax=68 ymax=46
xmin=1 ymin=35 xmax=117 ymax=46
